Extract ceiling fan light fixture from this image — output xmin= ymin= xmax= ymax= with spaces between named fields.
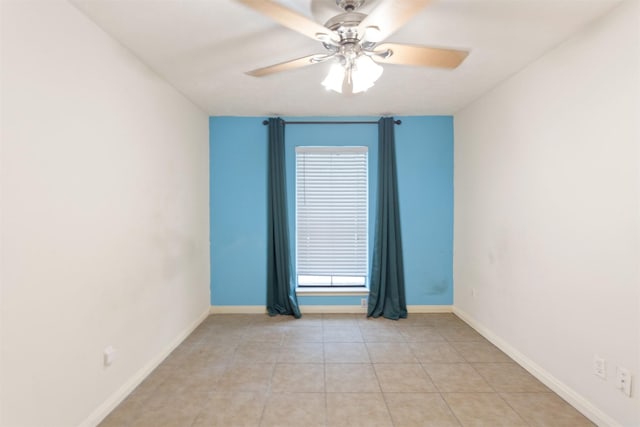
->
xmin=321 ymin=63 xmax=346 ymax=93
xmin=351 ymin=55 xmax=383 ymax=93
xmin=362 ymin=25 xmax=383 ymax=42
xmin=322 ymin=55 xmax=383 ymax=94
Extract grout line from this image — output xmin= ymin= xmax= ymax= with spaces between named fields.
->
xmin=439 ymin=392 xmax=465 ymax=427
xmin=323 ymin=361 xmax=328 ymax=426
xmin=374 ymin=374 xmax=396 ymax=426
xmin=497 ymin=392 xmax=531 ymax=425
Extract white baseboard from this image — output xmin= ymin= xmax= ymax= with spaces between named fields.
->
xmin=210 ymin=305 xmax=267 ymax=314
xmin=209 ymin=305 xmax=453 ymax=314
xmin=209 ymin=305 xmax=366 ymax=314
xmin=80 ymin=307 xmax=210 ymax=427
xmin=301 ymin=305 xmax=367 ymax=314
xmin=452 ymin=307 xmax=620 ymax=427
xmin=408 ymin=305 xmax=453 ymax=313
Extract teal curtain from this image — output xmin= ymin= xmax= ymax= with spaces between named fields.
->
xmin=368 ymin=117 xmax=407 ymax=320
xmin=266 ymin=118 xmax=301 ymax=318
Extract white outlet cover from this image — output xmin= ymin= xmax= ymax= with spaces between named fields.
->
xmin=103 ymin=346 xmax=116 ymax=366
xmin=593 ymin=356 xmax=606 ymax=379
xmin=616 ymin=366 xmax=632 ymax=397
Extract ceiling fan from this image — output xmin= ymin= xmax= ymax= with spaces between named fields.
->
xmin=237 ymin=0 xmax=469 ymax=94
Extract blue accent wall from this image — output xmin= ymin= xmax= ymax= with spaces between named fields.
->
xmin=396 ymin=116 xmax=454 ymax=305
xmin=210 ymin=116 xmax=453 ymax=306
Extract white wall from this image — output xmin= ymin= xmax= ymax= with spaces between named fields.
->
xmin=0 ymin=1 xmax=210 ymax=426
xmin=454 ymin=1 xmax=639 ymax=426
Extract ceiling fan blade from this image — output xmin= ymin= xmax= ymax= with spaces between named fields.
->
xmin=357 ymin=0 xmax=432 ymax=42
xmin=374 ymin=43 xmax=469 ymax=69
xmin=237 ymin=0 xmax=334 ymax=42
xmin=246 ymin=54 xmax=329 ymax=77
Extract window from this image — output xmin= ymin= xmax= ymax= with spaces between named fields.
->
xmin=296 ymin=146 xmax=368 ymax=287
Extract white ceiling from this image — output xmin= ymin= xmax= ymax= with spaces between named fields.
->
xmin=70 ymin=0 xmax=622 ymax=116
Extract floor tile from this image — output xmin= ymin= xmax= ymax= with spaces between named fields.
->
xmin=217 ymin=363 xmax=275 ymax=392
xmin=126 ymin=370 xmax=167 ymax=402
xmin=325 ymin=363 xmax=380 ymax=392
xmin=357 ymin=317 xmax=399 ymax=331
xmin=192 ymin=391 xmax=266 ymax=427
xmin=195 ymin=345 xmax=237 ymax=365
xmin=208 ymin=314 xmax=255 ymax=326
xmin=323 ymin=326 xmax=363 ymax=342
xmin=395 ymin=314 xmax=435 ymax=326
xmin=243 ymin=326 xmax=286 ymax=343
xmin=196 ymin=332 xmax=244 ymax=347
xmin=472 ymin=363 xmax=550 ymax=392
xmin=261 ymin=392 xmax=326 ymax=427
xmin=409 ymin=342 xmax=465 ymax=363
xmin=98 ymin=396 xmax=145 ymax=427
xmin=138 ymin=384 xmax=184 ymax=408
xmin=366 ymin=342 xmax=417 ymax=363
xmin=278 ymin=343 xmax=324 ymax=363
xmin=283 ymin=326 xmax=324 ymax=344
xmin=251 ymin=314 xmax=299 ymax=325
xmin=450 ymin=341 xmax=512 ymax=363
xmin=130 ymin=411 xmax=199 ymax=427
xmin=130 ymin=390 xmax=206 ymax=427
xmin=326 ymin=393 xmax=392 ymax=427
xmin=374 ymin=364 xmax=437 ymax=392
xmin=324 ymin=342 xmax=370 ymax=363
xmin=443 ymin=392 xmax=528 ymax=426
xmin=284 ymin=314 xmax=323 ymax=327
xmin=162 ymin=347 xmax=198 ymax=367
xmin=439 ymin=326 xmax=485 ymax=342
xmin=323 ymin=314 xmax=359 ymax=327
xmin=500 ymin=392 xmax=596 ymax=426
xmin=169 ymin=363 xmax=228 ymax=392
xmin=384 ymin=392 xmax=460 ymax=426
xmin=234 ymin=342 xmax=281 ymax=364
xmin=422 ymin=363 xmax=493 ymax=392
xmin=426 ymin=314 xmax=468 ymax=328
xmin=397 ymin=326 xmax=446 ymax=342
xmin=360 ymin=328 xmax=405 ymax=343
xmin=271 ymin=363 xmax=325 ymax=392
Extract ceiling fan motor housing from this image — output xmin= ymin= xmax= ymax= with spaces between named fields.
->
xmin=324 ymin=12 xmax=366 ymax=43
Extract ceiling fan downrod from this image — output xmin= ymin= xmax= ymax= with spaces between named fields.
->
xmin=336 ymin=0 xmax=365 ymax=12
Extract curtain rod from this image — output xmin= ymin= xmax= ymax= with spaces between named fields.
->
xmin=262 ymin=119 xmax=401 ymax=126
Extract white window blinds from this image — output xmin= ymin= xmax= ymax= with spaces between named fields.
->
xmin=296 ymin=146 xmax=368 ymax=286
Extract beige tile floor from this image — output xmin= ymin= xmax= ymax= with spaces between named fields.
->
xmin=100 ymin=313 xmax=595 ymax=427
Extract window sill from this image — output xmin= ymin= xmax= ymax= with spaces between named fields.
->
xmin=295 ymin=287 xmax=370 ymax=296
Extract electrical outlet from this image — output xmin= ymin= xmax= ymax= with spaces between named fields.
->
xmin=593 ymin=356 xmax=606 ymax=379
xmin=616 ymin=366 xmax=632 ymax=397
xmin=471 ymin=288 xmax=477 ymax=298
xmin=360 ymin=298 xmax=367 ymax=308
xmin=104 ymin=346 xmax=116 ymax=367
